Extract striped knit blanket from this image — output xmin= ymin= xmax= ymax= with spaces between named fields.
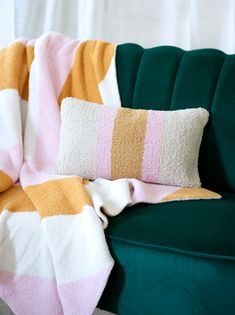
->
xmin=0 ymin=33 xmax=220 ymax=315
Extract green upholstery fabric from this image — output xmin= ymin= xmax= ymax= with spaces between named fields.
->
xmin=116 ymin=45 xmax=235 ymax=193
xmin=99 ymin=194 xmax=235 ymax=314
xmin=105 ymin=193 xmax=235 ymax=260
xmin=100 ymin=239 xmax=235 ymax=315
xmin=99 ymin=45 xmax=235 ymax=315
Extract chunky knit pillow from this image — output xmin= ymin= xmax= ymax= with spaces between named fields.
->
xmin=55 ymin=98 xmax=209 ymax=187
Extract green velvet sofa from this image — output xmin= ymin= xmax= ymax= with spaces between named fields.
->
xmin=99 ymin=44 xmax=235 ymax=315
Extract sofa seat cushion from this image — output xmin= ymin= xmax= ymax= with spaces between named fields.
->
xmin=105 ymin=193 xmax=235 ymax=260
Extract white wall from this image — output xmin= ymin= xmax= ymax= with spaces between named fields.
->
xmin=1 ymin=0 xmax=235 ymax=52
xmin=101 ymin=0 xmax=235 ymax=52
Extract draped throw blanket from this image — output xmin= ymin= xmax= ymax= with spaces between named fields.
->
xmin=0 ymin=33 xmax=119 ymax=315
xmin=0 ymin=33 xmax=221 ymax=315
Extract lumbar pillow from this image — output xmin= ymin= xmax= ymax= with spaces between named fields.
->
xmin=55 ymin=98 xmax=209 ymax=187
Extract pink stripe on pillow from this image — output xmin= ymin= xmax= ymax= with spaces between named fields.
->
xmin=93 ymin=106 xmax=118 ymax=179
xmin=141 ymin=111 xmax=165 ymax=183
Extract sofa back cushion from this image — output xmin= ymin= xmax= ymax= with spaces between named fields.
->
xmin=116 ymin=44 xmax=235 ymax=193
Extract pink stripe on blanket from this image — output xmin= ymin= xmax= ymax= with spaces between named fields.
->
xmin=129 ymin=179 xmax=181 ymax=204
xmin=58 ymin=266 xmax=112 ymax=315
xmin=0 ymin=271 xmax=62 ymax=315
xmin=141 ymin=110 xmax=165 ymax=183
xmin=0 ymin=144 xmax=23 ymax=182
xmin=34 ymin=35 xmax=81 ymax=170
xmin=20 ymin=162 xmax=75 ymax=187
xmin=93 ymin=106 xmax=118 ymax=179
xmin=46 ymin=33 xmax=81 ymax=98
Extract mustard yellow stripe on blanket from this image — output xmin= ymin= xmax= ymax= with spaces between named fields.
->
xmin=0 ymin=185 xmax=35 ymax=213
xmin=83 ymin=179 xmax=91 ymax=185
xmin=58 ymin=41 xmax=115 ymax=106
xmin=25 ymin=177 xmax=92 ymax=218
xmin=0 ymin=170 xmax=13 ymax=192
xmin=0 ymin=42 xmax=34 ymax=101
xmin=161 ymin=187 xmax=221 ymax=202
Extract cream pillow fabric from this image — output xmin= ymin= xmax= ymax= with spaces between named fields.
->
xmin=55 ymin=98 xmax=209 ymax=187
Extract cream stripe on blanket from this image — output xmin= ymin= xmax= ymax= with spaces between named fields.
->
xmin=0 ymin=33 xmax=220 ymax=315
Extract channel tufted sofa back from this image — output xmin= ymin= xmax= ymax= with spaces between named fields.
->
xmin=116 ymin=45 xmax=235 ymax=193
